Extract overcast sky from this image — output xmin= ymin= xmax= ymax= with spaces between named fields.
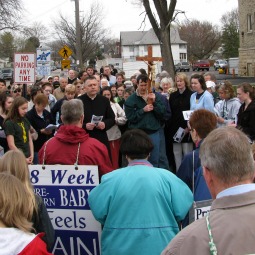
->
xmin=23 ymin=0 xmax=238 ymax=38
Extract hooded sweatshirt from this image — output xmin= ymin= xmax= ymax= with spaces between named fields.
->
xmin=214 ymin=97 xmax=241 ymax=126
xmin=0 ymin=228 xmax=51 ymax=255
xmin=38 ymin=125 xmax=113 ymax=177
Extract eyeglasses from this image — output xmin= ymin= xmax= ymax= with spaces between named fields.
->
xmin=13 ymin=89 xmax=22 ymax=93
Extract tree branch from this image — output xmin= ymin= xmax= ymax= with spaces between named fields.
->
xmin=142 ymin=0 xmax=160 ymax=39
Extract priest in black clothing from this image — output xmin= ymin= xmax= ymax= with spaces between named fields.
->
xmin=78 ymin=76 xmax=115 ymax=156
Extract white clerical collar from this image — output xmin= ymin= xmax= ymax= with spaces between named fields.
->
xmin=87 ymin=94 xmax=97 ymax=100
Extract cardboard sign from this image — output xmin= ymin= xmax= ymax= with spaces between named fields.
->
xmin=14 ymin=53 xmax=36 ymax=83
xmin=189 ymin=199 xmax=213 ymax=223
xmin=29 ymin=165 xmax=101 ymax=255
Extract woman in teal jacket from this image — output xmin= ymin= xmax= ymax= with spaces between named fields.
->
xmin=88 ymin=129 xmax=193 ymax=255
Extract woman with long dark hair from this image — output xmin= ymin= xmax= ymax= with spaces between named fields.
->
xmin=236 ymin=83 xmax=255 ymax=141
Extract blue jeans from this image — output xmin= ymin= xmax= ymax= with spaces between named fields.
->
xmin=158 ymin=127 xmax=170 ymax=170
xmin=148 ymin=130 xmax=160 ymax=167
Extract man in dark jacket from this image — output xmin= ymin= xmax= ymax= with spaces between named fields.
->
xmin=78 ymin=76 xmax=115 ymax=157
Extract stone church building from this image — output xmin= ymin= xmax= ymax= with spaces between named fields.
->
xmin=238 ymin=0 xmax=255 ymax=76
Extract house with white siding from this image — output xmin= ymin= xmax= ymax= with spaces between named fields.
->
xmin=120 ymin=27 xmax=187 ymax=77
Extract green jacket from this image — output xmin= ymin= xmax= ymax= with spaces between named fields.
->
xmin=124 ymin=92 xmax=165 ymax=133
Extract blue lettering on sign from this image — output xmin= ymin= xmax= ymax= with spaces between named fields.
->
xmin=30 ymin=169 xmax=40 ymax=184
xmin=52 ymin=230 xmax=100 ymax=255
xmin=51 ymin=170 xmax=95 ymax=185
xmin=33 ymin=185 xmax=94 ymax=209
xmin=48 ymin=210 xmax=86 ymax=229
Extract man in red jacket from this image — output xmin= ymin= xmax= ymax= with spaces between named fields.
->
xmin=39 ymin=99 xmax=113 ymax=177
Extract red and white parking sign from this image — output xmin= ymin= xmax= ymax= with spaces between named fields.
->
xmin=14 ymin=53 xmax=36 ymax=83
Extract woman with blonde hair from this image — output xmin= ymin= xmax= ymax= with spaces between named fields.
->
xmin=168 ymin=72 xmax=193 ymax=171
xmin=0 ymin=150 xmax=54 ymax=251
xmin=0 ymin=172 xmax=53 ymax=254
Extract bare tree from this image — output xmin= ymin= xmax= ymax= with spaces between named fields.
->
xmin=0 ymin=0 xmax=23 ymax=31
xmin=179 ymin=20 xmax=221 ymax=61
xmin=221 ymin=8 xmax=239 ymax=28
xmin=22 ymin=22 xmax=48 ymax=42
xmin=53 ymin=2 xmax=108 ymax=66
xmin=45 ymin=40 xmax=63 ymax=62
xmin=132 ymin=0 xmax=182 ymax=77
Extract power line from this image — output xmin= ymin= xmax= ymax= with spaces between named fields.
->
xmin=25 ymin=0 xmax=69 ymax=23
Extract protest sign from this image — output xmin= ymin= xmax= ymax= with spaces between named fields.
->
xmin=29 ymin=165 xmax=101 ymax=255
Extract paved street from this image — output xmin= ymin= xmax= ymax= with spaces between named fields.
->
xmin=180 ymin=68 xmax=255 ymax=85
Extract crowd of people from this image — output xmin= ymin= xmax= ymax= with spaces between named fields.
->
xmin=0 ymin=64 xmax=255 ymax=254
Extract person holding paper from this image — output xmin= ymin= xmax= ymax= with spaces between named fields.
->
xmin=168 ymin=73 xmax=193 ymax=172
xmin=78 ymin=76 xmax=115 ymax=157
xmin=177 ymin=109 xmax=217 ymax=227
xmin=39 ymin=99 xmax=113 ymax=177
xmin=26 ymin=94 xmax=54 ymax=164
xmin=214 ymin=81 xmax=241 ymax=127
xmin=162 ymin=127 xmax=255 ymax=255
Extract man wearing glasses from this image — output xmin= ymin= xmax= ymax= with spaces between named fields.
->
xmin=10 ymin=84 xmax=22 ymax=98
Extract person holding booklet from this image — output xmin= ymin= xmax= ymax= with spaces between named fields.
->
xmin=177 ymin=109 xmax=217 ymax=227
xmin=26 ymin=94 xmax=55 ymax=164
xmin=168 ymin=73 xmax=193 ymax=172
xmin=78 ymin=76 xmax=115 ymax=157
xmin=214 ymin=81 xmax=241 ymax=127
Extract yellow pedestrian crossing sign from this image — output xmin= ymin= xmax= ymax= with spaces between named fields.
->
xmin=61 ymin=59 xmax=71 ymax=69
xmin=58 ymin=45 xmax=72 ymax=58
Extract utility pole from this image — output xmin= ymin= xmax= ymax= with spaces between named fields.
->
xmin=73 ymin=0 xmax=83 ymax=69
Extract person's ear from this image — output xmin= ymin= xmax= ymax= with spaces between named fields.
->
xmin=60 ymin=115 xmax=63 ymax=123
xmin=203 ymin=166 xmax=215 ymax=199
xmin=80 ymin=114 xmax=84 ymax=124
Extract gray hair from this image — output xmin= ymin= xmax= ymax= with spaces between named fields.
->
xmin=160 ymin=77 xmax=174 ymax=88
xmin=60 ymin=76 xmax=68 ymax=81
xmin=61 ymin=99 xmax=84 ymax=124
xmin=204 ymin=72 xmax=216 ymax=82
xmin=200 ymin=127 xmax=254 ymax=184
xmin=159 ymin=70 xmax=170 ymax=79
